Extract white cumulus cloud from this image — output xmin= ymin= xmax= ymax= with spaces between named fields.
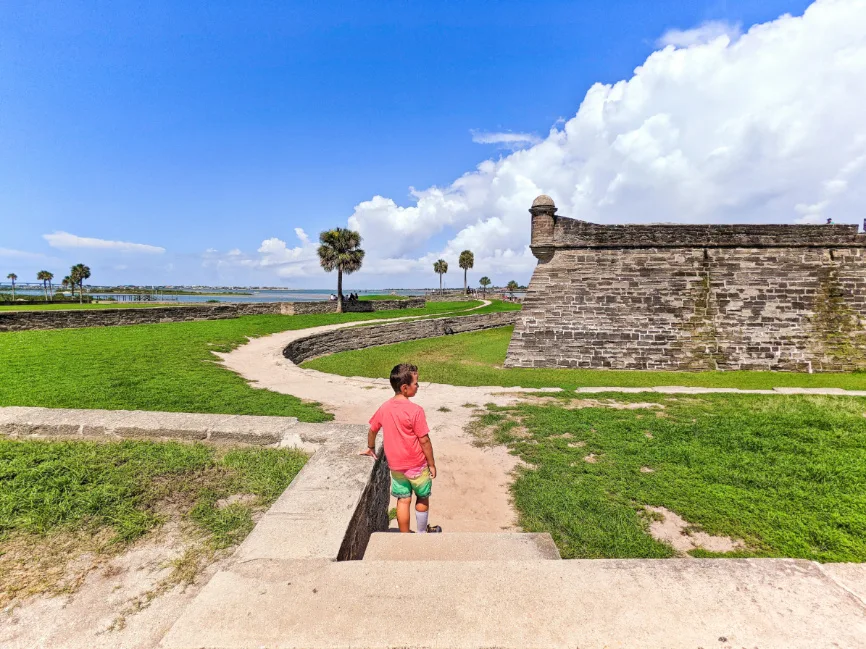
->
xmin=202 ymin=228 xmax=321 ymax=279
xmin=0 ymin=248 xmax=48 ymax=260
xmin=471 ymin=130 xmax=542 ymax=149
xmin=656 ymin=20 xmax=742 ymax=48
xmin=346 ymin=0 xmax=866 ymax=285
xmin=43 ymin=231 xmax=165 ymax=254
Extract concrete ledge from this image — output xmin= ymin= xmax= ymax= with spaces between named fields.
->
xmin=364 ymin=532 xmax=562 ymax=561
xmin=0 ymin=407 xmax=308 ymax=448
xmin=159 ymin=558 xmax=866 ymax=648
xmin=232 ymin=423 xmax=387 ymax=563
xmin=283 ymin=311 xmax=517 ymax=364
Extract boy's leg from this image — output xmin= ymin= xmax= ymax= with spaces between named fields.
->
xmin=415 ymin=496 xmax=429 ymax=534
xmin=390 ymin=470 xmax=413 ymax=533
xmin=396 ymin=497 xmax=412 ymax=533
xmin=408 ymin=467 xmax=436 ymax=533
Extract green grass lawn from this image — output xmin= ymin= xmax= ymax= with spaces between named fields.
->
xmin=0 ymin=300 xmax=493 ymax=421
xmin=0 ymin=303 xmax=175 ymax=311
xmin=0 ymin=438 xmax=307 ymax=604
xmin=475 ymin=393 xmax=866 ymax=562
xmin=304 ymin=325 xmax=866 ymax=390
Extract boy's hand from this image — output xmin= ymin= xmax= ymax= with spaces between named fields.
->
xmin=359 ymin=447 xmax=377 ymax=458
xmin=429 ymin=464 xmax=437 ymax=479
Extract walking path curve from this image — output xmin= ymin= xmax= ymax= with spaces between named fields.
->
xmin=218 ymin=305 xmax=866 ymax=531
xmin=218 ymin=301 xmax=531 ymax=532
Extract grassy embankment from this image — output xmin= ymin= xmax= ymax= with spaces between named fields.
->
xmin=0 ymin=300 xmax=500 ymax=421
xmin=0 ymin=439 xmax=306 ymax=605
xmin=473 ymin=392 xmax=866 ymax=563
xmin=304 ymin=325 xmax=866 ymax=390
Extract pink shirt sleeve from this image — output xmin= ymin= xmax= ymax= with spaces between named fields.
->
xmin=369 ymin=407 xmax=382 ymax=432
xmin=413 ymin=407 xmax=430 ymax=438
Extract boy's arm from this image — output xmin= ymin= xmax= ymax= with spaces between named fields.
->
xmin=360 ymin=425 xmax=379 ymax=457
xmin=361 ymin=409 xmax=381 ymax=457
xmin=418 ymin=435 xmax=436 ymax=479
xmin=414 ymin=407 xmax=435 ymax=477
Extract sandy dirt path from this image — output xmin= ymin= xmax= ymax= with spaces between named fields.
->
xmin=1 ymin=522 xmax=232 ymax=649
xmin=216 ymin=305 xmax=535 ymax=532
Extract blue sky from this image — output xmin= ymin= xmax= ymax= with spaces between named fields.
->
xmin=4 ymin=0 xmax=861 ymax=289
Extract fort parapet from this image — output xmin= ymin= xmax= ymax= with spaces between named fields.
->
xmin=506 ymin=196 xmax=866 ymax=372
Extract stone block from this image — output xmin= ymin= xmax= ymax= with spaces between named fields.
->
xmin=115 ymin=426 xmax=208 ymax=441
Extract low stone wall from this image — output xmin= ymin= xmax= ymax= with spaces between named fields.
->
xmin=284 ymin=297 xmax=425 ymax=315
xmin=0 ymin=299 xmax=93 ymax=306
xmin=0 ymin=298 xmax=426 ymax=332
xmin=283 ymin=311 xmax=518 ymax=364
xmin=425 ymin=291 xmax=480 ymax=302
xmin=0 ymin=406 xmax=311 ymax=447
xmin=338 ymin=451 xmax=391 ymax=561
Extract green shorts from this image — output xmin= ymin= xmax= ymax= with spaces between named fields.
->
xmin=390 ymin=467 xmax=432 ymax=500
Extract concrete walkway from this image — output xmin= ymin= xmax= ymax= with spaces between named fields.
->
xmin=161 ymin=558 xmax=866 ymax=649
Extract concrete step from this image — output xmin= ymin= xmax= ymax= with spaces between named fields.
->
xmin=159 ymin=558 xmax=866 ymax=649
xmin=363 ymin=532 xmax=561 ymax=561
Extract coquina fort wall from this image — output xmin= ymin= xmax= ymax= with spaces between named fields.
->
xmin=505 ymin=196 xmax=866 ymax=372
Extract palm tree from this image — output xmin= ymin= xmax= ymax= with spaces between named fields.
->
xmin=317 ymin=228 xmax=364 ymax=313
xmin=479 ymin=276 xmax=491 ymax=298
xmin=507 ymin=280 xmax=519 ymax=299
xmin=62 ymin=275 xmax=74 ymax=298
xmin=6 ymin=273 xmax=16 ymax=300
xmin=70 ymin=263 xmax=91 ymax=304
xmin=47 ymin=271 xmax=54 ymax=298
xmin=37 ymin=270 xmax=53 ymax=301
xmin=458 ymin=250 xmax=474 ymax=295
xmin=433 ymin=259 xmax=448 ymax=294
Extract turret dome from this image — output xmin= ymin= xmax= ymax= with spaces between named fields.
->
xmin=532 ymin=195 xmax=556 ymax=208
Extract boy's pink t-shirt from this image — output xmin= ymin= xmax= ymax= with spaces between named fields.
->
xmin=369 ymin=397 xmax=430 ymax=472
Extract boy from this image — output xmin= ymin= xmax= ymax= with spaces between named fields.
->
xmin=361 ymin=363 xmax=442 ymax=533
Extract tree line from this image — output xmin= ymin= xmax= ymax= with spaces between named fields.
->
xmin=316 ymin=227 xmax=521 ymax=313
xmin=8 ymin=231 xmax=523 ymax=309
xmin=4 ymin=264 xmax=91 ymax=303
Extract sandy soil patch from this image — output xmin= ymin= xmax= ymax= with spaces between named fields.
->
xmin=0 ymin=522 xmax=230 ymax=649
xmin=517 ymin=395 xmax=665 ymax=410
xmin=215 ymin=493 xmax=257 ymax=509
xmin=645 ymin=506 xmax=746 ymax=554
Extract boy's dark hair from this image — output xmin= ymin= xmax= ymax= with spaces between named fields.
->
xmin=389 ymin=363 xmax=418 ymax=392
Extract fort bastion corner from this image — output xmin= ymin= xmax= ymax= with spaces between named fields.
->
xmin=505 ymin=196 xmax=866 ymax=372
